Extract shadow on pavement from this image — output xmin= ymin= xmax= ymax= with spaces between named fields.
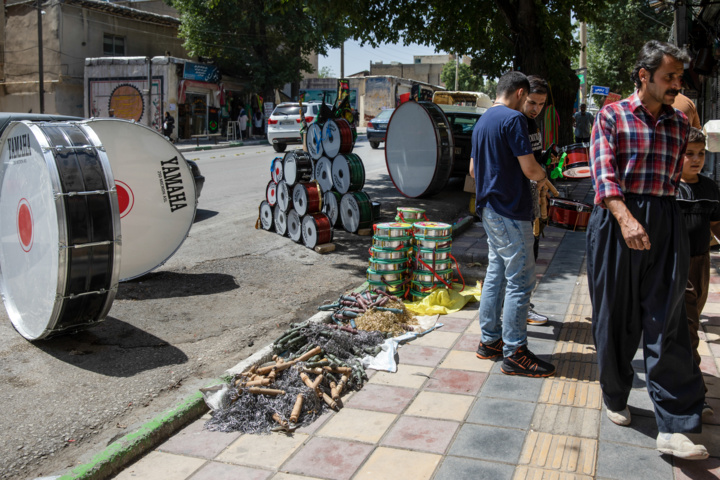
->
xmin=194 ymin=209 xmax=219 ymax=223
xmin=116 ymin=272 xmax=239 ymax=300
xmin=34 ymin=317 xmax=188 ymax=377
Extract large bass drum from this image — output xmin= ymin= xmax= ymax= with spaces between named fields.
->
xmin=82 ymin=119 xmax=197 ymax=281
xmin=385 ymin=101 xmax=454 ymax=198
xmin=0 ymin=121 xmax=121 ymax=340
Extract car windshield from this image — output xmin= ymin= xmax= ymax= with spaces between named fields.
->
xmin=447 ymin=113 xmax=481 ymax=135
xmin=374 ymin=109 xmax=394 ymax=120
xmin=273 ymin=105 xmax=316 ymax=116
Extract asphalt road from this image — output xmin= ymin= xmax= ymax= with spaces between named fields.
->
xmin=0 ymin=137 xmax=471 ymax=479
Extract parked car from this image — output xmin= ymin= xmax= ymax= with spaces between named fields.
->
xmin=438 ymin=105 xmax=484 ymax=176
xmin=266 ymin=102 xmax=322 ymax=153
xmin=366 ymin=108 xmax=395 ymax=149
xmin=0 ymin=113 xmax=204 ymax=198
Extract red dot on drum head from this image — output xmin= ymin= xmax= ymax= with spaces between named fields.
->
xmin=17 ymin=201 xmax=33 ymax=251
xmin=115 ymin=181 xmax=134 ymax=218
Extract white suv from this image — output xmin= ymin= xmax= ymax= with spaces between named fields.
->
xmin=267 ymin=102 xmax=322 ymax=152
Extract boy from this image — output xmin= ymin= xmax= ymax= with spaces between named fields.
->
xmin=676 ymin=127 xmax=720 ymax=419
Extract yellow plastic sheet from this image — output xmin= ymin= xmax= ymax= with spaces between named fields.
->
xmin=404 ymin=281 xmax=483 ymax=315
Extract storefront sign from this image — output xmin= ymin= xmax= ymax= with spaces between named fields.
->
xmin=183 ymin=62 xmax=220 ymax=83
xmin=602 ymin=92 xmax=622 ymax=106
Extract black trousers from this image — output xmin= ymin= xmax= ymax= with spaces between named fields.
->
xmin=586 ymin=195 xmax=704 ymax=433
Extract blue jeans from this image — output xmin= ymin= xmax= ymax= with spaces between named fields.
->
xmin=478 ymin=205 xmax=536 ymax=356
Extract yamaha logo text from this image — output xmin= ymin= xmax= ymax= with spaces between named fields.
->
xmin=8 ymin=134 xmax=31 ymax=160
xmin=159 ymin=156 xmax=187 ymax=212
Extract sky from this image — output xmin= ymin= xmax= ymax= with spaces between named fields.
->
xmin=318 ymin=40 xmax=446 ymax=77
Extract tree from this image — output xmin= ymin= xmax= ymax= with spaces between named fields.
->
xmin=311 ymin=0 xmax=617 ymax=145
xmin=586 ymin=0 xmax=673 ymax=103
xmin=318 ymin=66 xmax=335 ymax=78
xmin=440 ymin=60 xmax=482 ymax=91
xmin=170 ymin=0 xmax=346 ymax=100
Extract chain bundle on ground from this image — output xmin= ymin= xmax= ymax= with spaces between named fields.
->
xmin=205 ymin=322 xmax=385 ymax=434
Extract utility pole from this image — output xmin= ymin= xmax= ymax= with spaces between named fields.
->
xmin=37 ymin=0 xmax=44 ymax=113
xmin=579 ymin=21 xmax=587 ymax=105
xmin=340 ymin=41 xmax=344 ymax=78
xmin=455 ymin=54 xmax=459 ymax=91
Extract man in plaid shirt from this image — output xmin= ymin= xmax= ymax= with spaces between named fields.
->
xmin=587 ymin=40 xmax=707 ymax=459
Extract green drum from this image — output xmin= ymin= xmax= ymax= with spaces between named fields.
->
xmin=372 ymin=235 xmax=412 ymax=250
xmin=374 ymin=222 xmax=413 ymax=238
xmin=396 ymin=207 xmax=426 ymax=224
xmin=414 ymin=258 xmax=453 ymax=272
xmin=340 ymin=191 xmax=373 ymax=233
xmin=413 ymin=269 xmax=453 ymax=284
xmin=370 ymin=246 xmax=409 ymax=260
xmin=366 ymin=268 xmax=407 ymax=283
xmin=414 ymin=234 xmax=452 ymax=250
xmin=332 ymin=153 xmax=366 ymax=194
xmin=415 ymin=247 xmax=452 ymax=262
xmin=413 ymin=221 xmax=452 ymax=238
xmin=368 ymin=257 xmax=409 ymax=272
xmin=367 ymin=278 xmax=408 ymax=295
xmin=410 ymin=280 xmax=437 ymax=301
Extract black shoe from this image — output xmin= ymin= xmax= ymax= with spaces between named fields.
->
xmin=476 ymin=338 xmax=504 ymax=359
xmin=501 ymin=345 xmax=556 ymax=377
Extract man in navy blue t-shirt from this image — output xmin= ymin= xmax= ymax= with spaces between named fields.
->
xmin=472 ymin=71 xmax=556 ymax=378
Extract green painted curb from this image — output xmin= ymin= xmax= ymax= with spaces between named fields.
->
xmin=57 ymin=389 xmax=211 ymax=480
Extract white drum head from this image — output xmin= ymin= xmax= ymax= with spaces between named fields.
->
xmin=271 ymin=157 xmax=283 ymax=183
xmin=340 ymin=194 xmax=360 ymax=233
xmin=287 ymin=209 xmax=302 ymax=242
xmin=322 ymin=120 xmax=341 ymax=158
xmin=385 ymin=102 xmax=453 ymax=198
xmin=302 ymin=215 xmax=319 ymax=248
xmin=274 ymin=205 xmax=287 ymax=235
xmin=277 ymin=180 xmax=292 ymax=211
xmin=292 ymin=184 xmax=309 ymax=216
xmin=266 ymin=180 xmax=277 ymax=206
xmin=307 ymin=124 xmax=324 ymax=160
xmin=322 ymin=191 xmax=340 ymax=226
xmin=314 ymin=156 xmax=333 ymax=192
xmin=82 ymin=119 xmax=197 ymax=281
xmin=259 ymin=200 xmax=274 ymax=231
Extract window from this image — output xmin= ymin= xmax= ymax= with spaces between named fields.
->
xmin=103 ymin=34 xmax=125 ymax=56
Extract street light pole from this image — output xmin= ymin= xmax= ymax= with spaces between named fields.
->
xmin=37 ymin=0 xmax=44 ymax=113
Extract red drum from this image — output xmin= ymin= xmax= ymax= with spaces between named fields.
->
xmin=563 ymin=144 xmax=591 ymax=179
xmin=287 ymin=209 xmax=302 ymax=243
xmin=259 ymin=200 xmax=274 ymax=231
xmin=292 ymin=182 xmax=322 ymax=216
xmin=276 ymin=180 xmax=292 ymax=212
xmin=266 ymin=180 xmax=277 ymax=206
xmin=302 ymin=212 xmax=334 ymax=248
xmin=283 ymin=150 xmax=313 ymax=186
xmin=271 ymin=156 xmax=283 ymax=184
xmin=385 ymin=101 xmax=454 ymax=198
xmin=322 ymin=119 xmax=354 ymax=158
xmin=547 ymin=198 xmax=593 ymax=231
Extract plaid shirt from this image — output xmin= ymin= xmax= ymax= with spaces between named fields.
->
xmin=590 ymin=91 xmax=689 ymax=205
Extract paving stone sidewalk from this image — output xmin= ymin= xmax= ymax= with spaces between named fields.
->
xmin=111 ymin=179 xmax=720 ymax=480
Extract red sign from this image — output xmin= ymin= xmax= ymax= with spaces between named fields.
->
xmin=602 ymin=92 xmax=622 ymax=107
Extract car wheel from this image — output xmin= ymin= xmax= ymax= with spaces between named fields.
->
xmin=370 ymin=141 xmax=380 ymax=149
xmin=273 ymin=143 xmax=287 ymax=153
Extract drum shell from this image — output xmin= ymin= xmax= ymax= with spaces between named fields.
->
xmin=564 ymin=144 xmax=589 ymax=168
xmin=0 ymin=121 xmax=121 ymax=340
xmin=340 ymin=191 xmax=373 ymax=233
xmin=372 ymin=235 xmax=412 ymax=250
xmin=331 ymin=153 xmax=365 ymax=194
xmin=414 ymin=258 xmax=453 ymax=272
xmin=413 ymin=221 xmax=452 ymax=238
xmin=322 ymin=119 xmax=354 ymax=158
xmin=413 ymin=269 xmax=453 ymax=283
xmin=368 ymin=257 xmax=410 ymax=272
xmin=415 ymin=247 xmax=452 ymax=262
xmin=385 ymin=101 xmax=454 ymax=198
xmin=396 ymin=207 xmax=426 ymax=223
xmin=547 ymin=198 xmax=592 ymax=231
xmin=370 ymin=246 xmax=410 ymax=260
xmin=366 ymin=268 xmax=407 ymax=283
xmin=302 ymin=212 xmax=333 ymax=248
xmin=367 ymin=279 xmax=408 ymax=294
xmin=374 ymin=222 xmax=412 ymax=238
xmin=413 ymin=235 xmax=452 ymax=250
xmin=292 ymin=182 xmax=322 ymax=216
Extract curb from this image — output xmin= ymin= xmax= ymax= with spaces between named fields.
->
xmin=176 ymin=140 xmax=269 ymax=153
xmin=54 ymin=311 xmax=333 ymax=480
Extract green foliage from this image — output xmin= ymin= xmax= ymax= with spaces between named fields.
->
xmin=318 ymin=66 xmax=335 ymax=78
xmin=440 ymin=61 xmax=482 ymax=91
xmin=586 ymin=0 xmax=673 ymax=97
xmin=170 ymin=0 xmax=346 ymax=94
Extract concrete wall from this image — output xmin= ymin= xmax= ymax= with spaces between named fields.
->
xmin=0 ymin=1 xmax=186 ymax=115
xmin=114 ymin=0 xmax=180 ymax=18
xmin=370 ymin=62 xmax=444 ymax=87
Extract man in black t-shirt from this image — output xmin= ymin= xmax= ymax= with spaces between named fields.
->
xmin=676 ymin=127 xmax=720 ymax=419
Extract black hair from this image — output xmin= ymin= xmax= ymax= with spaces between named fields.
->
xmin=496 ymin=71 xmax=530 ymax=98
xmin=631 ymin=40 xmax=690 ymax=89
xmin=527 ymin=75 xmax=548 ymax=96
xmin=687 ymin=127 xmax=706 ymax=145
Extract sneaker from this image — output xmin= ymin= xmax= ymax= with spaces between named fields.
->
xmin=606 ymin=406 xmax=631 ymax=426
xmin=656 ymin=433 xmax=709 ymax=460
xmin=527 ymin=308 xmax=548 ymax=325
xmin=476 ymin=338 xmax=504 ymax=359
xmin=703 ymin=402 xmax=714 ymax=418
xmin=501 ymin=345 xmax=556 ymax=377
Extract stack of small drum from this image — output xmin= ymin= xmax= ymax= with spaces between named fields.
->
xmin=260 ymin=116 xmax=378 ymax=248
xmin=367 ymin=207 xmax=456 ymax=300
xmin=259 ymin=150 xmax=332 ymax=249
